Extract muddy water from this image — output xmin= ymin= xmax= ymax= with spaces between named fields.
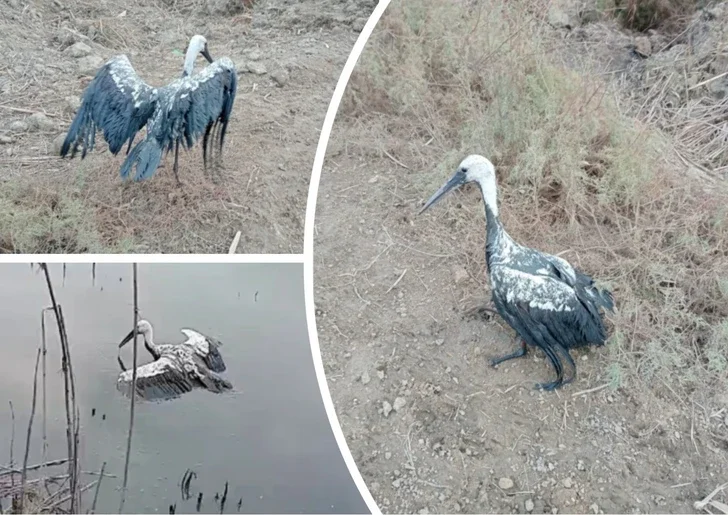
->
xmin=0 ymin=263 xmax=366 ymax=514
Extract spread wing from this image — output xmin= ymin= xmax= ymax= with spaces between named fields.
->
xmin=119 ymin=58 xmax=237 ymax=181
xmin=116 ymin=356 xmax=194 ymax=401
xmin=61 ymin=55 xmax=157 ymax=159
xmin=180 ymin=329 xmax=226 ymax=373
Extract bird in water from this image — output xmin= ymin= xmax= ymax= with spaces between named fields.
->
xmin=419 ymin=154 xmax=615 ymax=390
xmin=61 ymin=34 xmax=237 ymax=184
xmin=116 ymin=319 xmax=232 ymax=401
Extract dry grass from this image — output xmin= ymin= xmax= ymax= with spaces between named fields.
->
xmin=341 ymin=0 xmax=728 ymax=400
xmin=611 ymin=0 xmax=703 ymax=31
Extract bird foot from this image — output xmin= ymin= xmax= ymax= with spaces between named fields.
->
xmin=535 ymin=376 xmax=573 ymax=391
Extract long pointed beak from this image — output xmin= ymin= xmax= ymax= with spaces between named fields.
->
xmin=418 ymin=170 xmax=466 ymax=215
xmin=201 ymin=47 xmax=214 ymax=63
xmin=118 ymin=329 xmax=135 ymax=349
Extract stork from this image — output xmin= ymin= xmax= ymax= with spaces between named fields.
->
xmin=116 ymin=319 xmax=232 ymax=401
xmin=60 ymin=35 xmax=237 ymax=184
xmin=419 ymin=154 xmax=615 ymax=390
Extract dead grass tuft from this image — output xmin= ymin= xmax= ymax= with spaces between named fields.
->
xmin=0 ymin=181 xmax=133 ymax=254
xmin=342 ymin=0 xmax=728 ymax=399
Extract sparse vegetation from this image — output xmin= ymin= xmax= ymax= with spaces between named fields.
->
xmin=343 ymin=0 xmax=728 ymax=400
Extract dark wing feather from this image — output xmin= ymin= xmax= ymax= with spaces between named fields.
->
xmin=180 ymin=329 xmax=227 ymax=373
xmin=61 ymin=55 xmax=157 ymax=159
xmin=492 ymin=267 xmax=609 ymax=351
xmin=119 ymin=57 xmax=237 ymax=181
xmin=116 ymin=356 xmax=195 ymax=402
xmin=541 ymin=254 xmax=614 ymax=313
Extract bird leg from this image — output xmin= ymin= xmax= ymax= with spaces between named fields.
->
xmin=490 ymin=337 xmax=527 ymax=367
xmin=535 ymin=345 xmax=565 ymax=391
xmin=202 ymin=123 xmax=213 ymax=178
xmin=173 ymin=140 xmax=181 ymax=186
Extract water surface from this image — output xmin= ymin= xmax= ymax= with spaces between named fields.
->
xmin=0 ymin=263 xmax=366 ymax=514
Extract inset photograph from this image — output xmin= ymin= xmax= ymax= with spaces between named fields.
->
xmin=0 ymin=263 xmax=368 ymax=514
xmin=0 ymin=0 xmax=375 ymax=254
xmin=314 ymin=0 xmax=728 ymax=513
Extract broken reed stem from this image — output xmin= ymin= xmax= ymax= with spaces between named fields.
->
xmin=0 ymin=458 xmax=69 ymax=477
xmin=118 ymin=263 xmax=139 ymax=513
xmin=39 ymin=263 xmax=79 ymax=513
xmin=8 ymin=400 xmax=15 ymax=491
xmin=41 ymin=307 xmax=50 ymax=493
xmin=90 ymin=461 xmax=106 ymax=514
xmin=19 ymin=348 xmax=41 ymax=514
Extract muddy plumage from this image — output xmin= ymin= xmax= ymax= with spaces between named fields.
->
xmin=420 ymin=154 xmax=615 ymax=390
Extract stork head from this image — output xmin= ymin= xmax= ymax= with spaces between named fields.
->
xmin=118 ymin=319 xmax=153 ymax=349
xmin=418 ymin=154 xmax=499 ymax=216
xmin=189 ymin=35 xmax=213 ymax=63
xmin=183 ymin=35 xmax=214 ymax=76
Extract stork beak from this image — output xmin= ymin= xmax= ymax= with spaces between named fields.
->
xmin=201 ymin=46 xmax=214 ymax=63
xmin=418 ymin=169 xmax=467 ymax=214
xmin=118 ymin=329 xmax=136 ymax=349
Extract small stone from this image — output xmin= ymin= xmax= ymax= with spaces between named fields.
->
xmin=525 ymin=499 xmax=535 ymax=512
xmin=271 ymin=68 xmax=289 ymax=87
xmin=434 ymin=338 xmax=444 ymax=346
xmin=360 ymin=371 xmax=370 ymax=385
xmin=452 ymin=267 xmax=469 ymax=284
xmin=376 ymin=370 xmax=385 ymax=380
xmin=77 ymin=54 xmax=103 ymax=76
xmin=589 ymin=503 xmax=599 ymax=514
xmin=368 ymin=175 xmax=379 ymax=183
xmin=393 ymin=397 xmax=406 ymax=411
xmin=418 ymin=509 xmax=429 ymax=515
xmin=382 ymin=400 xmax=392 ymax=417
xmin=28 ymin=112 xmax=56 ymax=131
xmin=65 ymin=41 xmax=92 ymax=58
xmin=547 ymin=6 xmax=571 ymax=29
xmin=9 ymin=120 xmax=28 ymax=132
xmin=247 ymin=61 xmax=267 ymax=75
xmin=352 ymin=17 xmax=367 ymax=32
xmin=65 ymin=96 xmax=81 ymax=114
xmin=0 ymin=135 xmax=13 ymax=144
xmin=392 ymin=478 xmax=401 ymax=488
xmin=52 ymin=133 xmax=66 ymax=155
xmin=384 ymin=451 xmax=391 ymax=460
xmin=498 ymin=477 xmax=514 ymax=490
xmin=562 ymin=477 xmax=573 ymax=488
xmin=634 ymin=36 xmax=652 ymax=57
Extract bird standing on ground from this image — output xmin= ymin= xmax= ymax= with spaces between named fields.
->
xmin=61 ymin=35 xmax=237 ymax=184
xmin=116 ymin=319 xmax=232 ymax=400
xmin=419 ymin=154 xmax=615 ymax=390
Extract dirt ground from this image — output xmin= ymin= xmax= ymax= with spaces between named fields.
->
xmin=314 ymin=1 xmax=728 ymax=513
xmin=0 ymin=0 xmax=374 ymax=253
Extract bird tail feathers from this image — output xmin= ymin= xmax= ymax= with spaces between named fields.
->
xmin=120 ymin=137 xmax=163 ymax=181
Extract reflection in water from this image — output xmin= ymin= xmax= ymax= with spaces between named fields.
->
xmin=0 ymin=264 xmax=367 ymax=514
xmin=116 ymin=320 xmax=233 ymax=402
